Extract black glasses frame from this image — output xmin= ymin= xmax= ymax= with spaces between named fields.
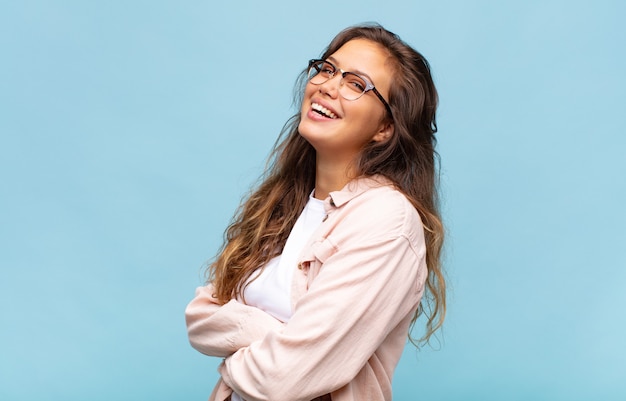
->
xmin=307 ymin=59 xmax=393 ymax=118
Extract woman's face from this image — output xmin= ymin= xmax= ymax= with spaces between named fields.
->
xmin=298 ymin=39 xmax=394 ymax=165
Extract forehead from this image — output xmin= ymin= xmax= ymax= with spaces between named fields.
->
xmin=328 ymin=39 xmax=392 ymax=89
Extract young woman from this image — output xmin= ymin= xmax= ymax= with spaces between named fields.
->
xmin=186 ymin=23 xmax=446 ymax=401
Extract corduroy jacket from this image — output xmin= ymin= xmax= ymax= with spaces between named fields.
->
xmin=186 ymin=175 xmax=428 ymax=401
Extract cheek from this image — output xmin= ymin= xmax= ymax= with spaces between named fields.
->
xmin=346 ymin=101 xmax=382 ymax=126
xmin=303 ymin=82 xmax=317 ymax=98
xmin=300 ymin=85 xmax=314 ymax=111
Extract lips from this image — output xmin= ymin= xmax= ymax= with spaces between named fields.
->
xmin=311 ymin=102 xmax=337 ymax=119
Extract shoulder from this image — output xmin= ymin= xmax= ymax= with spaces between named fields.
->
xmin=328 ymin=177 xmax=424 ymax=247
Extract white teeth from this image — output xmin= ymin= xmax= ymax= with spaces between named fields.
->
xmin=312 ymin=103 xmax=337 ymax=119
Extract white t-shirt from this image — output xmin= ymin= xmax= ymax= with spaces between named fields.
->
xmin=232 ymin=194 xmax=326 ymax=401
xmin=242 ymin=194 xmax=326 ymax=322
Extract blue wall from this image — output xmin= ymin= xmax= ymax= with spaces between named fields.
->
xmin=1 ymin=1 xmax=624 ymax=400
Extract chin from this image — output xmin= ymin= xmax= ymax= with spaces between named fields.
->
xmin=298 ymin=119 xmax=312 ymax=141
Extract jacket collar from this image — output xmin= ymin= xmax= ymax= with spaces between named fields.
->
xmin=326 ymin=174 xmax=393 ymax=210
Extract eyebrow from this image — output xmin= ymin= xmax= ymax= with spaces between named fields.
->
xmin=327 ymin=56 xmax=375 ymax=83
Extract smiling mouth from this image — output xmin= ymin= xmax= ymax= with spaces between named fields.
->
xmin=311 ymin=103 xmax=337 ymax=119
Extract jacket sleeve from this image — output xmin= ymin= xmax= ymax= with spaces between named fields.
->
xmin=219 ymin=232 xmax=426 ymax=401
xmin=185 ymin=284 xmax=284 ymax=358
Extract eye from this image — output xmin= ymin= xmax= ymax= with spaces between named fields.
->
xmin=344 ymin=73 xmax=367 ymax=93
xmin=319 ymin=61 xmax=335 ymax=77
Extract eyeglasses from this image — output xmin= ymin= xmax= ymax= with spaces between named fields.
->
xmin=307 ymin=59 xmax=393 ymax=118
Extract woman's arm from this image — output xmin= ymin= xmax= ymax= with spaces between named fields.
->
xmin=185 ymin=284 xmax=284 ymax=358
xmin=219 ymin=232 xmax=426 ymax=401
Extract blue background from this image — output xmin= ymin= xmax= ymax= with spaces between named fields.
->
xmin=1 ymin=1 xmax=624 ymax=400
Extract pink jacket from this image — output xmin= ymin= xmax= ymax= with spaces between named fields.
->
xmin=186 ymin=176 xmax=428 ymax=401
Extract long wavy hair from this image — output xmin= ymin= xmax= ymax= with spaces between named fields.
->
xmin=208 ymin=23 xmax=445 ymax=346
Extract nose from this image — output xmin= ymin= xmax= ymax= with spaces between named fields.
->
xmin=317 ymin=73 xmax=341 ymax=98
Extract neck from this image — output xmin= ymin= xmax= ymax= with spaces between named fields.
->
xmin=313 ymin=154 xmax=356 ymax=200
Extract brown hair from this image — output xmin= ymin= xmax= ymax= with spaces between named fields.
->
xmin=209 ymin=23 xmax=445 ymax=346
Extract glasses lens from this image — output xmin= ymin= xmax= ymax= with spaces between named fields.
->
xmin=308 ymin=60 xmax=334 ymax=85
xmin=339 ymin=72 xmax=367 ymax=101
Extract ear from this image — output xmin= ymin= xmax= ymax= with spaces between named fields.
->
xmin=372 ymin=120 xmax=394 ymax=143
